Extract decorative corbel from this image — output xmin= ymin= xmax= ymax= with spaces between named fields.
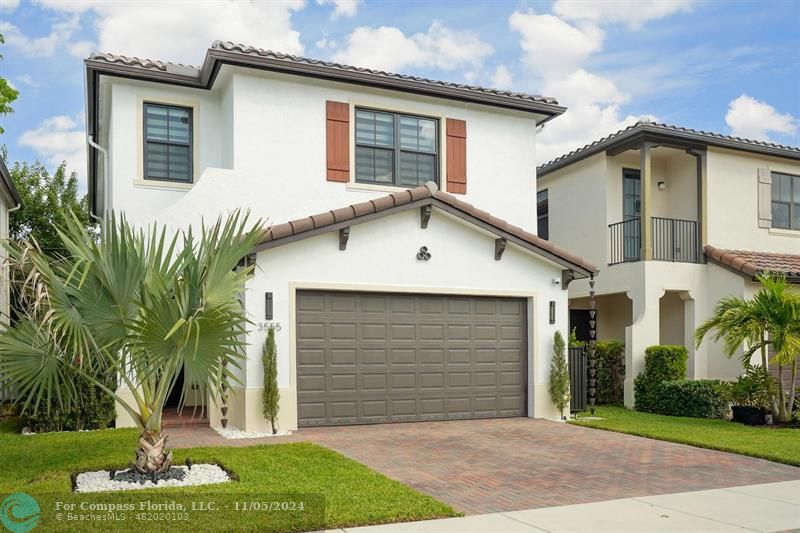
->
xmin=339 ymin=227 xmax=350 ymax=250
xmin=494 ymin=238 xmax=507 ymax=260
xmin=420 ymin=205 xmax=432 ymax=229
xmin=561 ymin=269 xmax=576 ymax=289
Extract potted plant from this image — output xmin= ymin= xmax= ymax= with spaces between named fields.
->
xmin=730 ymin=366 xmax=777 ymax=425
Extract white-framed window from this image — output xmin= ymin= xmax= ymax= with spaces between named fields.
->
xmin=143 ymin=102 xmax=193 ymax=183
xmin=772 ymin=171 xmax=800 ymax=230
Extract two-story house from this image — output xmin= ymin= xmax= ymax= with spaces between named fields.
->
xmin=537 ymin=120 xmax=800 ymax=406
xmin=84 ymin=41 xmax=595 ymax=432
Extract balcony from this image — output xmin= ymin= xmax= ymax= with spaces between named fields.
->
xmin=609 ymin=217 xmax=699 ymax=265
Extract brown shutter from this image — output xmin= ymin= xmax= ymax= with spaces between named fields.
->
xmin=326 ymin=101 xmax=350 ymax=182
xmin=757 ymin=167 xmax=772 ymax=228
xmin=446 ymin=118 xmax=467 ymax=194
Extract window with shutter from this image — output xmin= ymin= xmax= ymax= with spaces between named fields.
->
xmin=771 ymin=171 xmax=800 ymax=230
xmin=326 ymin=101 xmax=350 ymax=182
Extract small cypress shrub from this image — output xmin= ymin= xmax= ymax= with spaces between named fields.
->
xmin=548 ymin=331 xmax=570 ymax=419
xmin=262 ymin=328 xmax=280 ymax=434
xmin=634 ymin=345 xmax=687 ymax=413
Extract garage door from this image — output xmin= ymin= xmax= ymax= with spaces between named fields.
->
xmin=296 ymin=290 xmax=527 ymax=427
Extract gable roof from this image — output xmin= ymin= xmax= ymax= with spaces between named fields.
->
xmin=537 ymin=120 xmax=800 ymax=178
xmin=0 ymin=156 xmax=22 ymax=207
xmin=254 ymin=182 xmax=596 ymax=277
xmin=705 ymin=245 xmax=800 ymax=283
xmin=85 ymin=41 xmax=566 ymax=217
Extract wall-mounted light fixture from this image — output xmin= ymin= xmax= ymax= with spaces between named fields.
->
xmin=265 ymin=292 xmax=274 ymax=320
xmin=657 ymin=181 xmax=666 ymax=191
xmin=549 ymin=301 xmax=556 ymax=324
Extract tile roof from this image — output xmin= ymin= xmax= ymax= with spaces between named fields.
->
xmin=537 ymin=120 xmax=800 ymax=176
xmin=705 ymin=245 xmax=800 ymax=282
xmin=256 ymin=182 xmax=596 ymax=276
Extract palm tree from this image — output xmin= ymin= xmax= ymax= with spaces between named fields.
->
xmin=696 ymin=273 xmax=800 ymax=422
xmin=0 ymin=211 xmax=264 ymax=473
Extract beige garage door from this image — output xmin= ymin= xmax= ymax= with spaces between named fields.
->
xmin=296 ymin=290 xmax=527 ymax=427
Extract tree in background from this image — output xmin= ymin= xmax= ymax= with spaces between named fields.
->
xmin=0 ymin=34 xmax=19 ymax=134
xmin=262 ymin=328 xmax=280 ymax=434
xmin=549 ymin=331 xmax=570 ymax=420
xmin=4 ymin=149 xmax=94 ymax=256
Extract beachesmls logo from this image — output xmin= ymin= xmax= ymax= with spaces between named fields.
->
xmin=0 ymin=493 xmax=40 ymax=533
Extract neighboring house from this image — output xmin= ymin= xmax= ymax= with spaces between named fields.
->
xmin=84 ymin=41 xmax=595 ymax=431
xmin=537 ymin=120 xmax=800 ymax=406
xmin=0 ymin=156 xmax=22 ymax=400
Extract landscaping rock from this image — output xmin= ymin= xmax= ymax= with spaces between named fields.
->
xmin=75 ymin=464 xmax=231 ymax=493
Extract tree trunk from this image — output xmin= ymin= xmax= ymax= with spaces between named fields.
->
xmin=764 ymin=344 xmax=780 ymax=418
xmin=788 ymin=358 xmax=798 ymax=416
xmin=133 ymin=430 xmax=173 ymax=474
xmin=777 ymin=365 xmax=790 ymax=424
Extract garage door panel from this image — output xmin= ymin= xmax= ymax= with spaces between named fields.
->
xmin=297 ymin=291 xmax=527 ymax=427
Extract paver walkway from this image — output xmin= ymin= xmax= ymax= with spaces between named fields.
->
xmin=168 ymin=418 xmax=800 ymax=515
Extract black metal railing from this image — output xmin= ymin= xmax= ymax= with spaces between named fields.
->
xmin=609 ymin=217 xmax=699 ymax=265
xmin=652 ymin=217 xmax=698 ymax=263
xmin=609 ymin=217 xmax=641 ymax=265
xmin=569 ymin=346 xmax=587 ymax=413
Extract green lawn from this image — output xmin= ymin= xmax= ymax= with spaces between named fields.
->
xmin=0 ymin=418 xmax=458 ymax=532
xmin=571 ymin=406 xmax=800 ymax=467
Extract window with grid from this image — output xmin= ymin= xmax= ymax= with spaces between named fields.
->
xmin=355 ymin=108 xmax=438 ymax=188
xmin=144 ymin=103 xmax=193 ymax=183
xmin=772 ymin=172 xmax=800 ymax=230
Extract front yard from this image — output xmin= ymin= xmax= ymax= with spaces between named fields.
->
xmin=0 ymin=418 xmax=458 ymax=532
xmin=572 ymin=406 xmax=800 ymax=467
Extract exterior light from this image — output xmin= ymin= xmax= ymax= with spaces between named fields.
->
xmin=265 ymin=292 xmax=273 ymax=320
xmin=549 ymin=301 xmax=556 ymax=324
xmin=657 ymin=181 xmax=666 ymax=190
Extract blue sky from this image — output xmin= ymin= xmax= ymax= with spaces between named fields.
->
xmin=0 ymin=0 xmax=797 ymax=191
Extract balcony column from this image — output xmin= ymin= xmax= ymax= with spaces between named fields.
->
xmin=640 ymin=141 xmax=653 ymax=261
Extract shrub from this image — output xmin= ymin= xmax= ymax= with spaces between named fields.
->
xmin=634 ymin=345 xmax=688 ymax=412
xmin=647 ymin=379 xmax=731 ymax=419
xmin=22 ymin=368 xmax=116 ymax=433
xmin=595 ymin=340 xmax=625 ymax=405
xmin=262 ymin=328 xmax=280 ymax=434
xmin=730 ymin=365 xmax=777 ymax=409
xmin=548 ymin=331 xmax=570 ymax=419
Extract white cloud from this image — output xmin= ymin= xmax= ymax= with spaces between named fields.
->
xmin=18 ymin=114 xmax=86 ymax=182
xmin=725 ymin=94 xmax=797 ymax=141
xmin=315 ymin=37 xmax=336 ymax=50
xmin=317 ymin=0 xmax=359 ymax=18
xmin=553 ymin=0 xmax=695 ymax=29
xmin=0 ymin=0 xmax=19 ymax=11
xmin=33 ymin=0 xmax=306 ymax=65
xmin=0 ymin=16 xmax=81 ymax=57
xmin=15 ymin=74 xmax=39 ymax=87
xmin=542 ymin=69 xmax=628 ymax=106
xmin=509 ymin=12 xmax=603 ymax=77
xmin=490 ymin=65 xmax=513 ymax=90
xmin=68 ymin=40 xmax=94 ymax=59
xmin=333 ymin=21 xmax=492 ymax=72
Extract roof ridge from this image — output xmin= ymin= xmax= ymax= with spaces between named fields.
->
xmin=537 ymin=121 xmax=800 ymax=173
xmin=210 ymin=40 xmax=560 ymax=105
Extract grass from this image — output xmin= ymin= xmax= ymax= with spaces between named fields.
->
xmin=0 ymin=418 xmax=458 ymax=532
xmin=571 ymin=406 xmax=800 ymax=467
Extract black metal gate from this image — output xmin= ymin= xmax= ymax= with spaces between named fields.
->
xmin=569 ymin=346 xmax=587 ymax=412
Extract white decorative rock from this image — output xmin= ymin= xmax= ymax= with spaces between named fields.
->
xmin=213 ymin=425 xmax=291 ymax=439
xmin=75 ymin=464 xmax=231 ymax=493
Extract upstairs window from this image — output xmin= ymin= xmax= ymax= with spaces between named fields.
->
xmin=355 ymin=108 xmax=438 ymax=188
xmin=537 ymin=189 xmax=549 ymax=240
xmin=772 ymin=172 xmax=800 ymax=230
xmin=144 ymin=103 xmax=193 ymax=183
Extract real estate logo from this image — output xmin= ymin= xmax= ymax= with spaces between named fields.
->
xmin=0 ymin=493 xmax=40 ymax=533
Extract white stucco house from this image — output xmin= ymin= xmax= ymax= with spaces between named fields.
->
xmin=536 ymin=121 xmax=800 ymax=406
xmin=0 ymin=156 xmax=22 ymax=400
xmin=84 ymin=41 xmax=595 ymax=432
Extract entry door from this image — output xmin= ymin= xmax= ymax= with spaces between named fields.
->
xmin=623 ymin=169 xmax=642 ymax=261
xmin=296 ymin=291 xmax=528 ymax=427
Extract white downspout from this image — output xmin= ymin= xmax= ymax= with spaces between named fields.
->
xmin=87 ymin=134 xmax=110 ymax=222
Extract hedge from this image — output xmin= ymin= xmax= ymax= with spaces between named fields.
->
xmin=22 ymin=369 xmax=116 ymax=433
xmin=646 ymin=379 xmax=732 ymax=419
xmin=634 ymin=345 xmax=687 ymax=413
xmin=595 ymin=340 xmax=625 ymax=405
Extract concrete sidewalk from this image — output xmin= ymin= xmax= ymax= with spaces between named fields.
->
xmin=335 ymin=480 xmax=800 ymax=532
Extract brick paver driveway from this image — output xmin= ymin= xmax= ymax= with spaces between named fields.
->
xmin=298 ymin=418 xmax=800 ymax=515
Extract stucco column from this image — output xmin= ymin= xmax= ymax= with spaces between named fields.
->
xmin=681 ymin=291 xmax=700 ymax=379
xmin=640 ymin=142 xmax=653 ymax=261
xmin=624 ymin=284 xmax=661 ymax=407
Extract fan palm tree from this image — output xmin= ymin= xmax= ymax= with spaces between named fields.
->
xmin=0 ymin=211 xmax=264 ymax=473
xmin=696 ymin=273 xmax=800 ymax=422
